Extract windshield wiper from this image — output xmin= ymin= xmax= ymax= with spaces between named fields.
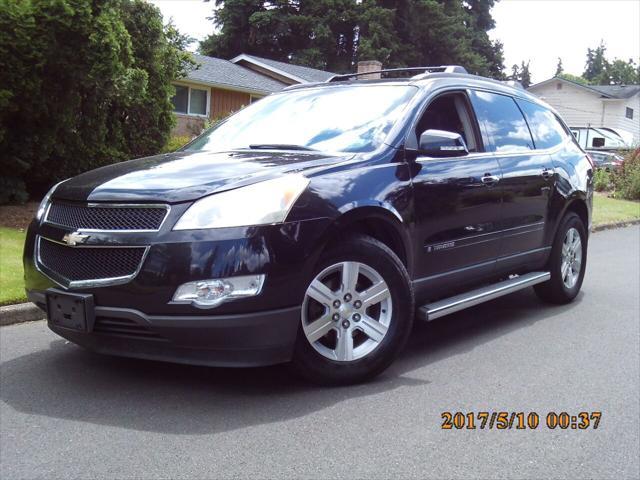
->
xmin=248 ymin=144 xmax=319 ymax=151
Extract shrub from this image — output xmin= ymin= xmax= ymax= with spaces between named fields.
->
xmin=593 ymin=168 xmax=612 ymax=192
xmin=0 ymin=0 xmax=194 ymax=204
xmin=161 ymin=135 xmax=191 ymax=153
xmin=613 ymin=151 xmax=640 ymax=200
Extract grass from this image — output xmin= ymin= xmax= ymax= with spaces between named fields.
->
xmin=593 ymin=194 xmax=640 ymax=227
xmin=0 ymin=227 xmax=26 ymax=306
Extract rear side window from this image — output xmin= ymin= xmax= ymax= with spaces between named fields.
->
xmin=470 ymin=91 xmax=534 ymax=152
xmin=516 ymin=99 xmax=567 ymax=149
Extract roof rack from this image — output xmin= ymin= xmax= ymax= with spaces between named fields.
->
xmin=327 ymin=65 xmax=468 ymax=82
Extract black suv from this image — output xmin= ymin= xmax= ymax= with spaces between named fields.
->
xmin=24 ymin=66 xmax=593 ymax=384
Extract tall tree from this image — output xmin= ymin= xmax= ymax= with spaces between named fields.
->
xmin=555 ymin=57 xmax=563 ymax=76
xmin=510 ymin=64 xmax=519 ymax=81
xmin=200 ymin=0 xmax=505 ymax=76
xmin=583 ymin=41 xmax=609 ymax=84
xmin=519 ymin=60 xmax=531 ymax=88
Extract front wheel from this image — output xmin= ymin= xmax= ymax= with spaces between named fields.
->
xmin=534 ymin=212 xmax=588 ymax=304
xmin=292 ymin=236 xmax=414 ymax=385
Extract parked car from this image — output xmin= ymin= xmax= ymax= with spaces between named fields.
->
xmin=585 ymin=149 xmax=625 ymax=171
xmin=24 ymin=66 xmax=593 ymax=384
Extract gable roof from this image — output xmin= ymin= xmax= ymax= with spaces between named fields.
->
xmin=231 ymin=54 xmax=335 ymax=83
xmin=184 ymin=54 xmax=288 ymax=94
xmin=528 ymin=76 xmax=640 ymax=99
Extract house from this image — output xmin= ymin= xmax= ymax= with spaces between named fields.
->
xmin=171 ymin=53 xmax=335 ymax=136
xmin=527 ymin=77 xmax=640 ymax=147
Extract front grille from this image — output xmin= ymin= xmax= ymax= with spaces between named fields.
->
xmin=38 ymin=237 xmax=146 ymax=285
xmin=46 ymin=203 xmax=168 ymax=231
xmin=93 ymin=316 xmax=165 ymax=341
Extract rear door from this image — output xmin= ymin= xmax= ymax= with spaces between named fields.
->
xmin=469 ymin=90 xmax=555 ymax=271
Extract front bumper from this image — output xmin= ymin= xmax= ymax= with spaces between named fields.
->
xmin=24 ymin=215 xmax=332 ymax=367
xmin=28 ymin=291 xmax=300 ymax=367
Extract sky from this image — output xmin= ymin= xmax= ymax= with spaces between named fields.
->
xmin=149 ymin=0 xmax=640 ymax=84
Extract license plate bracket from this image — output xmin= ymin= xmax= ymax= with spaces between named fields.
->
xmin=46 ymin=290 xmax=95 ymax=332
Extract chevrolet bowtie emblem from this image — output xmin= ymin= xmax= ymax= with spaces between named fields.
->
xmin=62 ymin=232 xmax=90 ymax=246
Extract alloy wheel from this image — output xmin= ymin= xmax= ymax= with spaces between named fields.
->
xmin=301 ymin=261 xmax=392 ymax=362
xmin=561 ymin=227 xmax=582 ymax=289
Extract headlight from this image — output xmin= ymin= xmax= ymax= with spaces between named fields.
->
xmin=172 ymin=275 xmax=265 ymax=308
xmin=36 ymin=180 xmax=67 ymax=224
xmin=173 ymin=174 xmax=309 ymax=230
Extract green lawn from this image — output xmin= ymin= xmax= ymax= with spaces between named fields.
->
xmin=593 ymin=195 xmax=640 ymax=227
xmin=0 ymin=227 xmax=26 ymax=306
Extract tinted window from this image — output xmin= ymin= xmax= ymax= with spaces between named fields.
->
xmin=517 ymin=99 xmax=567 ymax=149
xmin=470 ymin=91 xmax=533 ymax=152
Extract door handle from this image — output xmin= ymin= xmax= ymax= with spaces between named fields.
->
xmin=481 ymin=174 xmax=500 ymax=186
xmin=541 ymin=167 xmax=554 ymax=180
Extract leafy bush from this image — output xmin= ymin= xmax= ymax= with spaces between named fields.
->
xmin=593 ymin=169 xmax=612 ymax=192
xmin=0 ymin=0 xmax=194 ymax=204
xmin=161 ymin=135 xmax=191 ymax=153
xmin=613 ymin=149 xmax=640 ymax=200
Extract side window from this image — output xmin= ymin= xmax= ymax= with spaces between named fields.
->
xmin=516 ymin=99 xmax=567 ymax=149
xmin=414 ymin=92 xmax=480 ymax=153
xmin=469 ymin=91 xmax=534 ymax=152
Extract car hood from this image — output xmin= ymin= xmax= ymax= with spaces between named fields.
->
xmin=53 ymin=150 xmax=353 ymax=203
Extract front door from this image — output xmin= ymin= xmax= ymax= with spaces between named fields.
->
xmin=409 ymin=91 xmax=503 ymax=294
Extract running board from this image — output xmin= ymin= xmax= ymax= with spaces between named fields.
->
xmin=418 ymin=271 xmax=550 ymax=322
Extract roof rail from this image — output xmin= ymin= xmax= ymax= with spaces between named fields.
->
xmin=327 ymin=65 xmax=468 ymax=82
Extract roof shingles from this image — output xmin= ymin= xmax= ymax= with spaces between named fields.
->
xmin=184 ymin=54 xmax=288 ymax=94
xmin=233 ymin=54 xmax=335 ymax=83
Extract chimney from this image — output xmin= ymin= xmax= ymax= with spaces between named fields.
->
xmin=357 ymin=60 xmax=383 ymax=80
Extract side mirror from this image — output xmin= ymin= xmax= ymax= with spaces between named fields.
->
xmin=418 ymin=129 xmax=469 ymax=157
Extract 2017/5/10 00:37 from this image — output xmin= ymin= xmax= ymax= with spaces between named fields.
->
xmin=441 ymin=411 xmax=602 ymax=430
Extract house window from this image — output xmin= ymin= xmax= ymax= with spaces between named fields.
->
xmin=171 ymin=85 xmax=209 ymax=116
xmin=172 ymin=85 xmax=189 ymax=114
xmin=190 ymin=89 xmax=207 ymax=115
xmin=556 ymin=82 xmax=562 ymax=90
xmin=626 ymin=107 xmax=634 ymax=120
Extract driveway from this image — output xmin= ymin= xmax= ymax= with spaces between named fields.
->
xmin=1 ymin=226 xmax=638 ymax=479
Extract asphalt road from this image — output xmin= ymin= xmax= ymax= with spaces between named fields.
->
xmin=1 ymin=226 xmax=639 ymax=480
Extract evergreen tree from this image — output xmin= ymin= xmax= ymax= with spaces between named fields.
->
xmin=510 ymin=64 xmax=519 ymax=81
xmin=200 ymin=0 xmax=505 ymax=76
xmin=583 ymin=41 xmax=609 ymax=84
xmin=519 ymin=60 xmax=531 ymax=88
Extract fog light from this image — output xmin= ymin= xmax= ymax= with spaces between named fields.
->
xmin=172 ymin=275 xmax=265 ymax=308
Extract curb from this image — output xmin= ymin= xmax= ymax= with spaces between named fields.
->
xmin=0 ymin=302 xmax=44 ymax=327
xmin=591 ymin=219 xmax=640 ymax=232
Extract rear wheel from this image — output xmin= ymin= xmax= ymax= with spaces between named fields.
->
xmin=292 ymin=236 xmax=413 ymax=385
xmin=534 ymin=212 xmax=587 ymax=304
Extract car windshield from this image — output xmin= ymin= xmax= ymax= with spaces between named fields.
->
xmin=185 ymin=84 xmax=418 ymax=154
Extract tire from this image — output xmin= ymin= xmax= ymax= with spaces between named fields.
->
xmin=292 ymin=235 xmax=414 ymax=385
xmin=534 ymin=212 xmax=588 ymax=304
